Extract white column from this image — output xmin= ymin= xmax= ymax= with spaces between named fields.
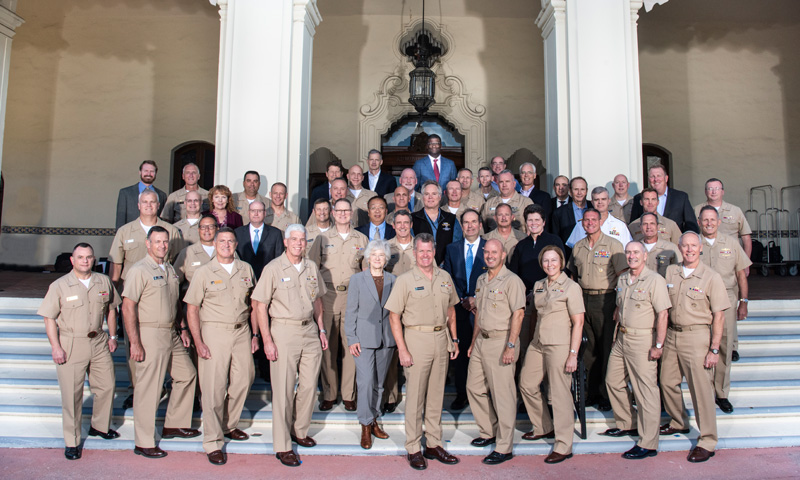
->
xmin=210 ymin=0 xmax=320 ymax=215
xmin=0 ymin=1 xmax=24 ymax=177
xmin=537 ymin=0 xmax=645 ymax=192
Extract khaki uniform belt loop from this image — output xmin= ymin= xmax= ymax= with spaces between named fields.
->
xmin=404 ymin=324 xmax=445 ymax=333
xmin=139 ymin=323 xmax=174 ymax=329
xmin=271 ymin=318 xmax=314 ymax=326
xmin=480 ymin=329 xmax=509 ymax=339
xmin=200 ymin=321 xmax=248 ymax=330
xmin=668 ymin=324 xmax=710 ymax=332
xmin=584 ymin=289 xmax=615 ymax=295
xmin=618 ymin=326 xmax=654 ymax=335
xmin=59 ymin=330 xmax=103 ymax=338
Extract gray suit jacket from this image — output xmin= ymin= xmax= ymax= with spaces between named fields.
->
xmin=116 ymin=183 xmax=167 ymax=229
xmin=345 ymin=269 xmax=397 ymax=349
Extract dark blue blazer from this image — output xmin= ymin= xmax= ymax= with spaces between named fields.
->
xmin=442 ymin=238 xmax=486 ymax=299
xmin=362 ymin=172 xmax=396 ymax=198
xmin=413 ymin=156 xmax=457 ymax=191
xmin=630 ymin=187 xmax=699 ymax=233
xmin=356 ymin=222 xmax=396 ymax=240
xmin=308 ymin=182 xmax=331 ymax=217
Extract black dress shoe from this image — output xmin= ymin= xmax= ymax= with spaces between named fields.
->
xmin=483 ymin=451 xmax=513 ymax=465
xmin=715 ymin=398 xmax=734 ymax=414
xmin=659 ymin=423 xmax=690 ymax=435
xmin=450 ymin=396 xmax=469 ymax=410
xmin=522 ymin=430 xmax=554 ymax=441
xmin=207 ymin=450 xmax=227 ymax=465
xmin=88 ymin=426 xmax=120 ymax=439
xmin=383 ymin=402 xmax=397 ymax=414
xmin=623 ymin=445 xmax=657 ymax=459
xmin=544 ymin=451 xmax=572 ymax=464
xmin=687 ymin=446 xmax=715 ymax=463
xmin=276 ymin=451 xmax=301 ymax=467
xmin=731 ymin=350 xmax=740 ymax=362
xmin=423 ymin=446 xmax=459 ymax=465
xmin=162 ymin=427 xmax=201 ymax=439
xmin=407 ymin=451 xmax=427 ymax=470
xmin=470 ymin=437 xmax=496 ymax=447
xmin=319 ymin=400 xmax=335 ymax=411
xmin=224 ymin=428 xmax=249 ymax=441
xmin=134 ymin=446 xmax=168 ymax=458
xmin=600 ymin=428 xmax=639 ymax=437
xmin=122 ymin=394 xmax=134 ymax=410
xmin=64 ymin=446 xmax=81 ymax=460
xmin=596 ymin=399 xmax=612 ymax=411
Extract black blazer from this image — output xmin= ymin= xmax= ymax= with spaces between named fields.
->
xmin=234 ymin=224 xmax=285 ymax=280
xmin=524 ymin=188 xmax=553 ymax=226
xmin=362 ymin=172 xmax=396 ymax=198
xmin=116 ymin=184 xmax=167 ymax=229
xmin=308 ymin=182 xmax=331 ymax=217
xmin=508 ymin=232 xmax=565 ymax=293
xmin=550 ymin=196 xmax=571 ymax=213
xmin=630 ymin=188 xmax=699 ymax=233
xmin=442 ymin=238 xmax=486 ymax=299
xmin=551 ymin=200 xmax=593 ymax=245
xmin=411 ymin=208 xmax=458 ymax=265
xmin=356 ymin=222 xmax=396 ymax=240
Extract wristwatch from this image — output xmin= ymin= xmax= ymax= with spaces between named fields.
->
xmin=180 ymin=326 xmax=189 ymax=331
xmin=319 ymin=329 xmax=327 ymax=335
xmin=453 ymin=338 xmax=460 ymax=344
xmin=655 ymin=343 xmax=663 ymax=349
xmin=252 ymin=333 xmax=261 ymax=339
xmin=709 ymin=348 xmax=720 ymax=355
xmin=109 ymin=335 xmax=119 ymax=340
xmin=739 ymin=298 xmax=748 ymax=303
xmin=507 ymin=342 xmax=515 ymax=349
xmin=569 ymin=349 xmax=577 ymax=354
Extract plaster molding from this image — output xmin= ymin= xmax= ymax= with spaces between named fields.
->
xmin=294 ymin=0 xmax=321 ymax=37
xmin=536 ymin=0 xmax=565 ymax=38
xmin=0 ymin=5 xmax=24 ymax=38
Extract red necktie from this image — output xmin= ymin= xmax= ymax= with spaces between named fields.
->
xmin=433 ymin=158 xmax=440 ymax=182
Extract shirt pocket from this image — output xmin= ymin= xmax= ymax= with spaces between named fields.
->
xmin=410 ymin=287 xmax=430 ymax=299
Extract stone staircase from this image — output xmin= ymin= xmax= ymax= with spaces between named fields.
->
xmin=1 ymin=296 xmax=799 ymax=456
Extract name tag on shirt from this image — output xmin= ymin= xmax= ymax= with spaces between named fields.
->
xmin=415 ymin=286 xmax=424 ymax=291
xmin=66 ymin=295 xmax=79 ymax=301
xmin=535 ymin=288 xmax=544 ymax=293
xmin=210 ymin=280 xmax=223 ymax=285
xmin=667 ymin=284 xmax=674 ymax=288
xmin=191 ymin=262 xmax=202 ymax=266
xmin=153 ymin=275 xmax=164 ymax=281
xmin=281 ymin=277 xmax=291 ymax=282
xmin=125 ymin=239 xmax=135 ymax=244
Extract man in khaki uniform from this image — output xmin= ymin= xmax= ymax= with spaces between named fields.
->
xmin=252 ymin=224 xmax=329 ymax=467
xmin=458 ymin=168 xmax=485 ymax=212
xmin=640 ymin=212 xmax=682 ymax=278
xmin=698 ymin=206 xmax=751 ymax=413
xmin=386 ymin=186 xmax=412 ymax=225
xmin=602 ymin=241 xmax=671 ymax=459
xmin=174 ymin=214 xmax=218 ymax=283
xmin=567 ymin=208 xmax=628 ymax=410
xmin=39 ymin=243 xmax=121 ymax=460
xmin=482 ymin=203 xmax=526 ymax=259
xmin=308 ymin=198 xmax=369 ymax=411
xmin=184 ymin=227 xmax=257 ymax=465
xmin=306 ymin=198 xmax=332 ymax=254
xmin=466 ymin=239 xmax=526 ymax=465
xmin=173 ymin=190 xmax=203 ymax=247
xmin=386 ymin=233 xmax=460 ymax=470
xmin=306 ymin=178 xmax=360 ymax=229
xmin=443 ymin=180 xmax=470 ymax=226
xmin=161 ymin=163 xmax=209 ymax=222
xmin=482 ymin=170 xmax=533 ymax=233
xmin=110 ymin=189 xmax=182 ymax=409
xmin=477 ymin=167 xmax=500 ymax=201
xmin=628 ymin=188 xmax=682 ymax=244
xmin=233 ymin=170 xmax=270 ymax=219
xmin=266 ymin=182 xmax=301 ymax=232
xmin=122 ymin=226 xmax=199 ymax=459
xmin=660 ymin=232 xmax=729 ymax=463
xmin=609 ymin=174 xmax=634 ymax=224
xmin=346 ymin=164 xmax=377 ymax=228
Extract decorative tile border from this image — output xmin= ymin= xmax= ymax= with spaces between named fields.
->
xmin=1 ymin=226 xmax=116 ymax=236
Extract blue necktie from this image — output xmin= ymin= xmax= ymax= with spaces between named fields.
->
xmin=466 ymin=244 xmax=474 ymax=282
xmin=253 ymin=228 xmax=260 ymax=252
xmin=409 ymin=196 xmax=415 ymax=211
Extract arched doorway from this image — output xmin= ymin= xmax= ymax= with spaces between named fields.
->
xmin=642 ymin=143 xmax=673 ymax=188
xmin=171 ymin=141 xmax=215 ymax=192
xmin=380 ymin=113 xmax=465 ymax=177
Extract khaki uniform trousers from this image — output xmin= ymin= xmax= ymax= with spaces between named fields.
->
xmin=382 ymin=350 xmax=401 ymax=405
xmin=133 ymin=326 xmax=196 ymax=448
xmin=715 ymin=291 xmax=737 ymax=398
xmin=198 ymin=323 xmax=255 ymax=453
xmin=321 ymin=290 xmax=357 ymax=402
xmin=605 ymin=329 xmax=661 ymax=450
xmin=55 ymin=332 xmax=116 ymax=447
xmin=403 ymin=328 xmax=449 ymax=454
xmin=466 ymin=334 xmax=519 ymax=454
xmin=660 ymin=326 xmax=718 ymax=452
xmin=519 ymin=341 xmax=574 ymax=455
xmin=270 ymin=320 xmax=322 ymax=453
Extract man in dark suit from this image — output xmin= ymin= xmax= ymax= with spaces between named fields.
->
xmin=309 ymin=159 xmax=344 ymax=217
xmin=356 ymin=196 xmax=396 ymax=240
xmin=551 ymin=176 xmax=592 ymax=258
xmin=630 ymin=164 xmax=699 ymax=233
xmin=518 ymin=162 xmax=552 ymax=222
xmin=116 ymin=160 xmax=167 ymax=229
xmin=412 ymin=134 xmax=457 ymax=191
xmin=441 ymin=209 xmax=485 ymax=410
xmin=234 ymin=201 xmax=284 ymax=280
xmin=362 ymin=149 xmax=396 ymax=198
xmin=411 ymin=181 xmax=463 ymax=265
xmin=550 ymin=175 xmax=571 ymax=213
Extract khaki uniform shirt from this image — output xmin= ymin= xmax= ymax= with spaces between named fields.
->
xmin=615 ymin=267 xmax=671 ymax=329
xmin=251 ymin=254 xmax=326 ymax=321
xmin=174 ymin=218 xmax=200 ymax=248
xmin=444 ymin=203 xmax=470 ymax=227
xmin=474 ymin=266 xmax=526 ymax=332
xmin=305 ymin=223 xmax=330 ymax=256
xmin=38 ymin=271 xmax=121 ymax=335
xmin=629 ymin=212 xmax=682 ymax=244
xmin=109 ymin=219 xmax=182 ymax=280
xmin=665 ymin=262 xmax=731 ymax=327
xmin=266 ymin=207 xmax=300 ymax=232
xmin=568 ymin=232 xmax=628 ymax=291
xmin=482 ymin=193 xmax=533 ymax=233
xmin=233 ymin=192 xmax=270 ymax=219
xmin=183 ymin=258 xmax=255 ymax=325
xmin=530 ymin=272 xmax=585 ymax=345
xmin=480 ymin=189 xmax=500 ymax=201
xmin=161 ymin=187 xmax=209 ymax=223
xmin=385 ymin=266 xmax=459 ymax=327
xmin=644 ymin=239 xmax=682 ymax=278
xmin=308 ymin=228 xmax=369 ymax=292
xmin=386 ymin=237 xmax=416 ymax=275
xmin=174 ymin=243 xmax=215 ymax=283
xmin=122 ymin=255 xmax=180 ymax=326
xmin=347 ymin=189 xmax=377 ymax=228
xmin=307 ymin=200 xmax=360 ymax=229
xmin=609 ymin=195 xmax=634 ymax=224
xmin=482 ymin=228 xmax=527 ymax=259
xmin=694 ymin=201 xmax=753 ymax=239
xmin=463 ymin=190 xmax=486 ymax=212
xmin=701 ymin=233 xmax=752 ymax=293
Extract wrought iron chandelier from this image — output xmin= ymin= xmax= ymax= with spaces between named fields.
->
xmin=404 ymin=0 xmax=442 ymax=115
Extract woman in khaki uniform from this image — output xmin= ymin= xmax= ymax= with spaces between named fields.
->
xmin=519 ymin=245 xmax=585 ymax=464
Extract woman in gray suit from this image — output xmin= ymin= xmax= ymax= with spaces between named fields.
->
xmin=345 ymin=239 xmax=397 ymax=449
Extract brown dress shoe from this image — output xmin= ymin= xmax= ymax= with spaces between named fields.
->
xmin=276 ymin=451 xmax=301 ymax=467
xmin=223 ymin=428 xmax=249 ymax=441
xmin=659 ymin=423 xmax=690 ymax=435
xmin=544 ymin=451 xmax=573 ymax=464
xmin=134 ymin=446 xmax=168 ymax=459
xmin=407 ymin=451 xmax=427 ymax=470
xmin=522 ymin=430 xmax=555 ymax=441
xmin=207 ymin=450 xmax=226 ymax=465
xmin=319 ymin=400 xmax=335 ymax=411
xmin=687 ymin=446 xmax=715 ymax=463
xmin=423 ymin=446 xmax=459 ymax=465
xmin=361 ymin=424 xmax=373 ymax=449
xmin=371 ymin=420 xmax=389 ymax=440
xmin=162 ymin=427 xmax=201 ymax=439
xmin=291 ymin=434 xmax=317 ymax=447
xmin=343 ymin=400 xmax=357 ymax=411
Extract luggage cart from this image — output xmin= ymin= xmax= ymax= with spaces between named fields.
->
xmin=779 ymin=185 xmax=800 ymax=276
xmin=746 ymin=185 xmax=787 ymax=277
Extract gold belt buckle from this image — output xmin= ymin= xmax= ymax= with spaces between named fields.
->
xmin=434 ymin=325 xmax=443 ymax=332
xmin=87 ymin=331 xmax=98 ymax=338
xmin=336 ymin=285 xmax=347 ymax=292
xmin=619 ymin=326 xmax=627 ymax=334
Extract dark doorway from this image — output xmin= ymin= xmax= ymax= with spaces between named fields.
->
xmin=642 ymin=143 xmax=673 ymax=188
xmin=171 ymin=141 xmax=215 ymax=191
xmin=381 ymin=114 xmax=465 ymax=177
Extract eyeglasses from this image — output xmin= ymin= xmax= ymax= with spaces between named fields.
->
xmin=333 ymin=209 xmax=351 ymax=214
xmin=199 ymin=225 xmax=218 ymax=231
xmin=249 ymin=209 xmax=265 ymax=213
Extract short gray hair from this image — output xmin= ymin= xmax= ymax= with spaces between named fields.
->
xmin=678 ymin=231 xmax=702 ymax=246
xmin=591 ymin=186 xmax=609 ymax=197
xmin=364 ymin=239 xmax=391 ymax=264
xmin=138 ymin=189 xmax=159 ymax=203
xmin=284 ymin=224 xmax=307 ymax=239
xmin=421 ymin=180 xmax=442 ymax=196
xmin=519 ymin=162 xmax=536 ymax=174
